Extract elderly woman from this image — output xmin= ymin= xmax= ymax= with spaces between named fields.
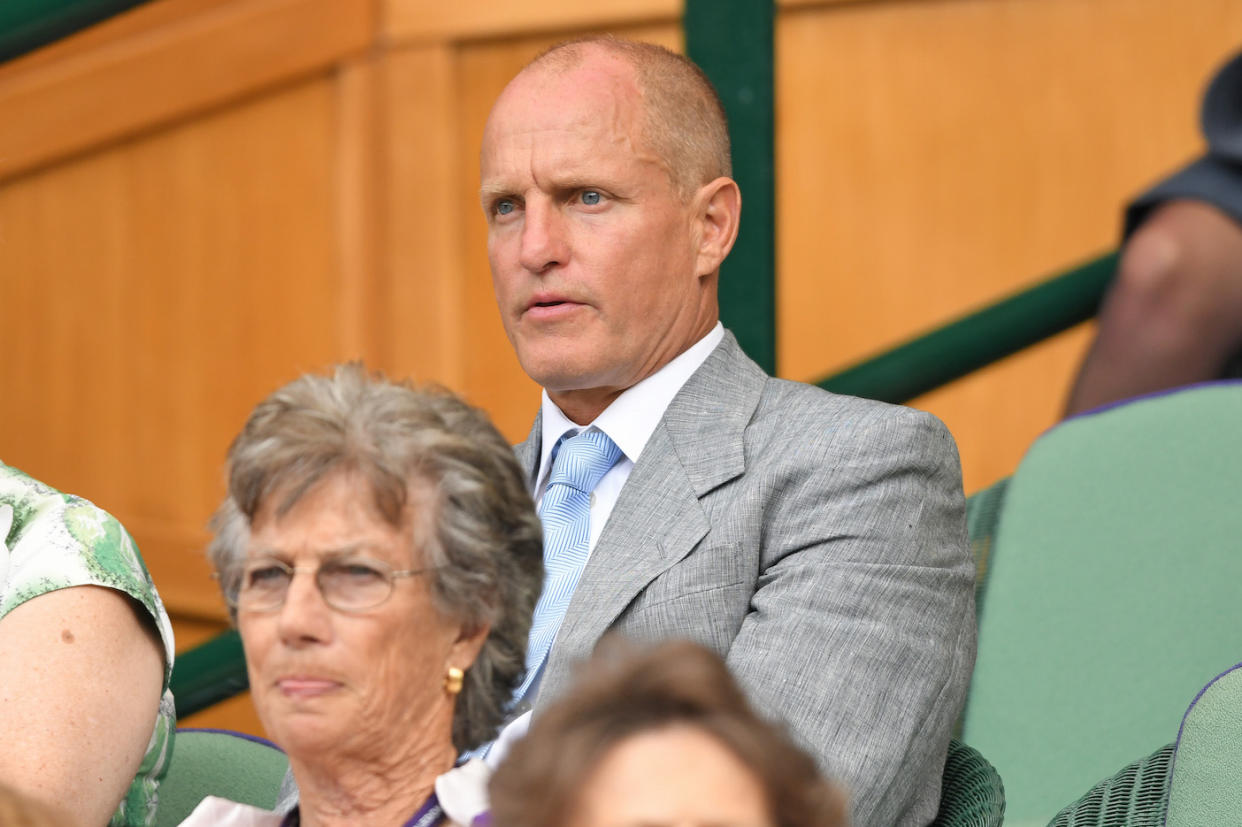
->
xmin=185 ymin=363 xmax=543 ymax=826
xmin=488 ymin=638 xmax=848 ymax=827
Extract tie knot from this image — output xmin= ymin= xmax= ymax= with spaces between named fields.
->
xmin=547 ymin=430 xmax=623 ymax=494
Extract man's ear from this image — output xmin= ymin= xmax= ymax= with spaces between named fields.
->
xmin=693 ymin=177 xmax=742 ymax=278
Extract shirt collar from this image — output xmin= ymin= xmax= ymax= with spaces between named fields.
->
xmin=537 ymin=323 xmax=724 ymax=483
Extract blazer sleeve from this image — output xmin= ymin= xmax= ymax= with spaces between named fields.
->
xmin=725 ymin=402 xmax=976 ymax=827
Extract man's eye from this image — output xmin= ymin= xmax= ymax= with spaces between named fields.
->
xmin=494 ymin=199 xmax=516 ymax=216
xmin=581 ymin=190 xmax=602 ymax=206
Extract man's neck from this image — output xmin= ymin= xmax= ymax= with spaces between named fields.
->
xmin=547 ymin=386 xmax=624 ymax=426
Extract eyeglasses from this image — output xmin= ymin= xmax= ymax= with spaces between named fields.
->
xmin=227 ymin=556 xmax=432 ymax=613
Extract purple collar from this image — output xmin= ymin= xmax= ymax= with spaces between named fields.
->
xmin=281 ymin=791 xmax=443 ymax=827
xmin=405 ymin=791 xmax=445 ymax=827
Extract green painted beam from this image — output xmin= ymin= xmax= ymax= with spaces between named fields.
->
xmin=170 ymin=629 xmax=249 ymax=719
xmin=819 ymin=251 xmax=1119 ymax=405
xmin=686 ymin=0 xmax=777 ymax=375
xmin=0 ymin=0 xmax=148 ymax=64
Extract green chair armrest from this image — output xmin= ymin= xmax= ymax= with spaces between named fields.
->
xmin=931 ymin=739 xmax=1006 ymax=827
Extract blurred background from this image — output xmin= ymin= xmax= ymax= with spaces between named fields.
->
xmin=1 ymin=0 xmax=1239 ymax=736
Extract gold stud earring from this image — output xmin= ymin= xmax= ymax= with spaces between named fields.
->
xmin=444 ymin=666 xmax=464 ymax=696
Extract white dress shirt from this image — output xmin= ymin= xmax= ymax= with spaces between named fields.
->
xmin=532 ymin=322 xmax=724 ymax=552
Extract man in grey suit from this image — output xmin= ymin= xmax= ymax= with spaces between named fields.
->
xmin=480 ymin=37 xmax=976 ymax=827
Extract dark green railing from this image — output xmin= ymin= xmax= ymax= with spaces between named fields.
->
xmin=170 ymin=630 xmax=248 ymax=719
xmin=0 ymin=0 xmax=148 ymax=63
xmin=818 ymin=251 xmax=1118 ymax=404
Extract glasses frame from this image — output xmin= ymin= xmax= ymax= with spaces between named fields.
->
xmin=222 ymin=555 xmax=433 ymax=614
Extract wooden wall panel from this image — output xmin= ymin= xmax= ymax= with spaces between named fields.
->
xmin=0 ymin=0 xmax=374 ymax=183
xmin=383 ymin=0 xmax=679 ymax=43
xmin=0 ymin=75 xmax=347 ymax=619
xmin=382 ymin=45 xmax=469 ymax=389
xmin=335 ymin=55 xmax=386 ymax=365
xmin=775 ymin=0 xmax=1242 ymax=489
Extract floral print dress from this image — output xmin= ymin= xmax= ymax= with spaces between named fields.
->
xmin=0 ymin=461 xmax=176 ymax=826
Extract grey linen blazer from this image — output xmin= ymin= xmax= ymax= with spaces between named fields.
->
xmin=519 ymin=331 xmax=976 ymax=827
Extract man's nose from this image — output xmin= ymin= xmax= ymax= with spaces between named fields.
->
xmin=518 ymin=199 xmax=568 ymax=274
xmin=275 ymin=570 xmax=332 ymax=646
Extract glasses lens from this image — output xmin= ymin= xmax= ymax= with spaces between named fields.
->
xmin=238 ymin=559 xmax=292 ymax=610
xmin=318 ymin=559 xmax=393 ymax=611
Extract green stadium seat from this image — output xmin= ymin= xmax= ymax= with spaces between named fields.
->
xmin=153 ymin=728 xmax=288 ymax=826
xmin=959 ymin=381 xmax=1242 ymax=826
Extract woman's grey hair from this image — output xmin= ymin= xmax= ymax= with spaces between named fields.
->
xmin=207 ymin=362 xmax=543 ymax=752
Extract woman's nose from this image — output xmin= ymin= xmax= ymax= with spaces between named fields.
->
xmin=275 ymin=569 xmax=333 ymax=645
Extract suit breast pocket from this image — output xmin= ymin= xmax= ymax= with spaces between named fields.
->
xmin=616 ymin=543 xmax=754 ymax=654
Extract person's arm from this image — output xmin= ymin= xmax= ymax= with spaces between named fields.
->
xmin=1065 ymin=198 xmax=1242 ymax=416
xmin=727 ymin=404 xmax=975 ymax=827
xmin=0 ymin=584 xmax=164 ymax=827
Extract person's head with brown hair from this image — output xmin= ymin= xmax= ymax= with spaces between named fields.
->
xmin=488 ymin=638 xmax=849 ymax=827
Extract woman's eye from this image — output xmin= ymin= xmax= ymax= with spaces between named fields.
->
xmin=581 ymin=190 xmax=602 ymax=206
xmin=327 ymin=562 xmax=385 ymax=584
xmin=247 ymin=566 xmax=287 ymax=588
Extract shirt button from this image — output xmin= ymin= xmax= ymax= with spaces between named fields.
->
xmin=589 ymin=493 xmax=597 ymax=507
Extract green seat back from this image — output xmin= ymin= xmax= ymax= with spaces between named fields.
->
xmin=959 ymin=382 xmax=1242 ymax=827
xmin=965 ymin=476 xmax=1010 ymax=620
xmin=1047 ymin=660 xmax=1242 ymax=826
xmin=153 ymin=728 xmax=288 ymax=826
xmin=1165 ymin=662 xmax=1242 ymax=826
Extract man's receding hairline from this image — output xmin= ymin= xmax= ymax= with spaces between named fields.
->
xmin=513 ymin=36 xmax=732 ymax=194
xmin=525 ymin=37 xmax=630 ymax=77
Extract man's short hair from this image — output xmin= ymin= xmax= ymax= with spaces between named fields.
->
xmin=528 ymin=36 xmax=732 ymax=198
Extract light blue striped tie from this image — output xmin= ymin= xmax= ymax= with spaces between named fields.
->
xmin=516 ymin=429 xmax=622 ymax=702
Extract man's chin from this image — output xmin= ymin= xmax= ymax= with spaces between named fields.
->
xmin=536 ymin=373 xmax=626 ymax=399
xmin=520 ymin=357 xmax=612 ymax=395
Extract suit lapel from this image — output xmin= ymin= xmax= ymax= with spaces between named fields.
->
xmin=513 ymin=411 xmax=542 ymax=488
xmin=539 ymin=332 xmax=768 ymax=699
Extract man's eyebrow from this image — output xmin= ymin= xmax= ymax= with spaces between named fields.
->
xmin=480 ymin=172 xmax=608 ymax=197
xmin=479 ymin=183 xmax=516 ymax=201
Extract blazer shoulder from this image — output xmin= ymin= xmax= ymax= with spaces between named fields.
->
xmin=746 ymin=379 xmax=961 ymax=472
xmin=758 ymin=377 xmax=951 ymax=432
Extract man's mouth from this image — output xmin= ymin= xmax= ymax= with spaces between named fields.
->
xmin=525 ymin=296 xmax=585 ymax=319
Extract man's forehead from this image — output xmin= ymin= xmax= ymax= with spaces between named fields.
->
xmin=489 ymin=52 xmax=639 ymax=131
xmin=515 ymin=45 xmax=637 ymax=95
xmin=480 ymin=67 xmax=652 ymax=183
